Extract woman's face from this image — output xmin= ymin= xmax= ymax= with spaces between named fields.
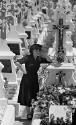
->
xmin=33 ymin=49 xmax=40 ymax=59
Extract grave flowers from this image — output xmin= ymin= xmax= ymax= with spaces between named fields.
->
xmin=31 ymin=83 xmax=76 ymax=125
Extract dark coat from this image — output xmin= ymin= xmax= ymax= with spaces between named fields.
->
xmin=17 ymin=55 xmax=50 ymax=106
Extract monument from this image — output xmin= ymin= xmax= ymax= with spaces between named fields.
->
xmin=0 ymin=38 xmax=19 ymax=100
xmin=53 ymin=18 xmax=69 ymax=63
xmin=6 ymin=27 xmax=23 ymax=57
xmin=25 ymin=25 xmax=35 ymax=46
xmin=29 ymin=20 xmax=40 ymax=41
xmin=49 ymin=105 xmax=72 ymax=123
xmin=16 ymin=24 xmax=29 ymax=53
xmin=0 ymin=60 xmax=15 ymax=125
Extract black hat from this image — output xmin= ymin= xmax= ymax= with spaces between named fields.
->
xmin=30 ymin=44 xmax=42 ymax=54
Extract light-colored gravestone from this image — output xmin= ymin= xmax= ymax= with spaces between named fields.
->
xmin=0 ymin=38 xmax=18 ymax=100
xmin=0 ymin=38 xmax=19 ymax=117
xmin=49 ymin=105 xmax=72 ymax=123
xmin=16 ymin=24 xmax=29 ymax=53
xmin=0 ymin=62 xmax=15 ymax=125
xmin=0 ymin=63 xmax=5 ymax=98
xmin=0 ymin=38 xmax=17 ymax=84
xmin=6 ymin=27 xmax=23 ymax=57
xmin=28 ymin=20 xmax=40 ymax=41
xmin=46 ymin=63 xmax=76 ymax=86
xmin=25 ymin=25 xmax=35 ymax=46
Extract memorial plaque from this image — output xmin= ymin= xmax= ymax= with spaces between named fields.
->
xmin=0 ymin=59 xmax=12 ymax=73
xmin=49 ymin=105 xmax=72 ymax=122
xmin=7 ymin=43 xmax=20 ymax=55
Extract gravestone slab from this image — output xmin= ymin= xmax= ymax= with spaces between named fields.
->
xmin=25 ymin=25 xmax=34 ymax=46
xmin=0 ymin=38 xmax=18 ymax=101
xmin=46 ymin=63 xmax=76 ymax=86
xmin=6 ymin=28 xmax=22 ymax=56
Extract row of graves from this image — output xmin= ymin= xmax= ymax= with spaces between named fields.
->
xmin=31 ymin=0 xmax=76 ymax=125
xmin=2 ymin=0 xmax=76 ymax=124
xmin=0 ymin=0 xmax=49 ymax=125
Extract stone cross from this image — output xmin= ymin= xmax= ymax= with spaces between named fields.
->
xmin=53 ymin=18 xmax=69 ymax=52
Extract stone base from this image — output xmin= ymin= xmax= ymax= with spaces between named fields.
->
xmin=1 ymin=105 xmax=15 ymax=125
xmin=46 ymin=63 xmax=76 ymax=86
xmin=0 ymin=98 xmax=7 ymax=107
xmin=8 ymin=100 xmax=19 ymax=118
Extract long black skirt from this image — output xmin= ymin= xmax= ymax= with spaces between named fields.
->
xmin=18 ymin=74 xmax=39 ymax=106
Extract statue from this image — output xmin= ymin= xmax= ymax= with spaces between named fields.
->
xmin=56 ymin=71 xmax=65 ymax=85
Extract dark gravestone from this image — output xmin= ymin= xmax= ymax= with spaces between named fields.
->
xmin=0 ymin=59 xmax=12 ymax=73
xmin=8 ymin=43 xmax=20 ymax=55
xmin=25 ymin=31 xmax=31 ymax=39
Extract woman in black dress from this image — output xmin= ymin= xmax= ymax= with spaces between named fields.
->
xmin=16 ymin=44 xmax=51 ymax=119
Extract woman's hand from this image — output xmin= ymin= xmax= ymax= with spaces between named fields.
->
xmin=15 ymin=62 xmax=27 ymax=74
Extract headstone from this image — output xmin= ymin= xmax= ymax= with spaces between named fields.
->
xmin=1 ymin=105 xmax=15 ymax=125
xmin=46 ymin=63 xmax=76 ymax=86
xmin=49 ymin=105 xmax=72 ymax=123
xmin=25 ymin=25 xmax=35 ymax=46
xmin=0 ymin=62 xmax=5 ymax=98
xmin=16 ymin=24 xmax=29 ymax=52
xmin=6 ymin=27 xmax=22 ymax=57
xmin=0 ymin=38 xmax=17 ymax=84
xmin=29 ymin=20 xmax=40 ymax=41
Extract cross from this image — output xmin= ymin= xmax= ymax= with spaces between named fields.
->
xmin=53 ymin=18 xmax=69 ymax=52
